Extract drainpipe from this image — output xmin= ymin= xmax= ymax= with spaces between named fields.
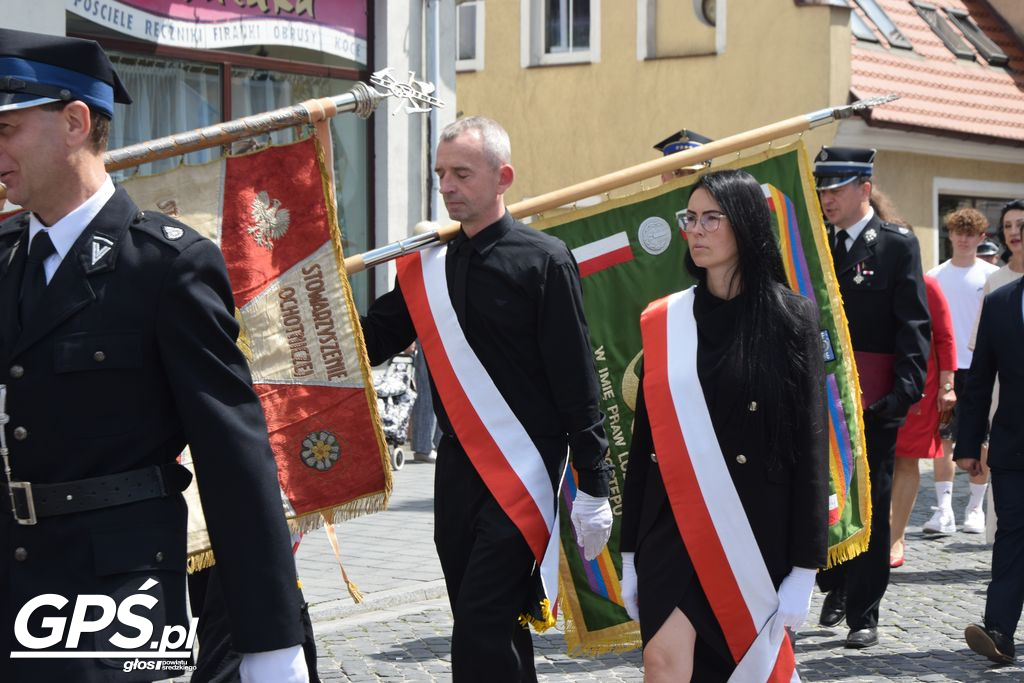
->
xmin=425 ymin=0 xmax=442 ymax=221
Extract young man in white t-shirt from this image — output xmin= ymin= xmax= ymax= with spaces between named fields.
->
xmin=925 ymin=208 xmax=999 ymax=535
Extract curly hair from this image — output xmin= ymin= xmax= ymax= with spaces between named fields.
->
xmin=944 ymin=207 xmax=989 ymax=236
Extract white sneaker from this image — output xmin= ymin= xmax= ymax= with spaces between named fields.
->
xmin=413 ymin=450 xmax=437 ymax=463
xmin=923 ymin=506 xmax=956 ymax=535
xmin=963 ymin=505 xmax=986 ymax=534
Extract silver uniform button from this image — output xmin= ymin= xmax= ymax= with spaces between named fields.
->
xmin=13 ymin=427 xmax=27 ymax=441
xmin=9 ymin=365 xmax=24 ymax=379
xmin=93 ymin=351 xmax=106 ymax=362
xmin=736 ymin=454 xmax=747 ymax=464
xmin=650 ymin=452 xmax=658 ymax=463
xmin=13 ymin=547 xmax=28 ymax=562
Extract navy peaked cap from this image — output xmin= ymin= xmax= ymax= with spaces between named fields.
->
xmin=0 ymin=28 xmax=131 ymax=117
xmin=654 ymin=129 xmax=713 ymax=156
xmin=813 ymin=146 xmax=875 ymax=190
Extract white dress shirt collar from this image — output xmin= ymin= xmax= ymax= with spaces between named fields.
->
xmin=27 ymin=177 xmax=116 ymax=282
xmin=28 ymin=175 xmax=116 ymax=261
xmin=836 ymin=206 xmax=875 ymax=249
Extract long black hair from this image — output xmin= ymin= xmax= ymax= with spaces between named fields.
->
xmin=684 ymin=169 xmax=810 ymax=468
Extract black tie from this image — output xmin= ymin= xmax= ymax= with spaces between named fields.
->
xmin=832 ymin=229 xmax=848 ymax=267
xmin=19 ymin=231 xmax=57 ymax=326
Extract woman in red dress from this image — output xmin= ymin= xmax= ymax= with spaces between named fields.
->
xmin=890 ymin=274 xmax=957 ymax=567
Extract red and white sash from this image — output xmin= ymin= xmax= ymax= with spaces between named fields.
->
xmin=396 ymin=244 xmax=562 ymax=629
xmin=640 ymin=287 xmax=799 ymax=682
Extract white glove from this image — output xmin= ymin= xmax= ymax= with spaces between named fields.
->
xmin=776 ymin=566 xmax=817 ymax=630
xmin=570 ymin=490 xmax=613 ymax=560
xmin=620 ymin=551 xmax=640 ymax=622
xmin=240 ymin=644 xmax=309 ymax=683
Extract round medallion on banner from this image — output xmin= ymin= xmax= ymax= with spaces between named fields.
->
xmin=301 ymin=431 xmax=341 ymax=471
xmin=637 ymin=217 xmax=672 ymax=256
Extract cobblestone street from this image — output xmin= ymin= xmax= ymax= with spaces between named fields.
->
xmin=288 ymin=460 xmax=1022 ymax=682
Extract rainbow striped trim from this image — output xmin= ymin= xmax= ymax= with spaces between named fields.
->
xmin=562 ymin=470 xmax=623 ymax=605
xmin=764 ymin=183 xmax=854 ymax=526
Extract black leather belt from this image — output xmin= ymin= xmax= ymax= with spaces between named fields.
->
xmin=2 ymin=463 xmax=193 ymax=525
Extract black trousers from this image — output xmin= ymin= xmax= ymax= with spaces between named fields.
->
xmin=434 ymin=435 xmax=539 ymax=683
xmin=817 ymin=420 xmax=898 ymax=630
xmin=188 ymin=565 xmax=320 ymax=683
xmin=985 ymin=467 xmax=1024 ymax=638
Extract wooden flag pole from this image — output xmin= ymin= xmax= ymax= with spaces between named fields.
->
xmin=0 ymin=68 xmax=442 ymax=203
xmin=345 ymin=94 xmax=899 ymax=275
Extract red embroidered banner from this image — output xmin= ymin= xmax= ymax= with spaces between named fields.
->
xmin=123 ymin=135 xmax=390 ymax=567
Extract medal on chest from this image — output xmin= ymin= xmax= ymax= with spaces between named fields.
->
xmin=852 ymin=261 xmax=875 ymax=285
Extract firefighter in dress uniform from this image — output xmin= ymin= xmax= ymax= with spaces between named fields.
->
xmin=813 ymin=147 xmax=930 ymax=649
xmin=0 ymin=28 xmax=308 ymax=682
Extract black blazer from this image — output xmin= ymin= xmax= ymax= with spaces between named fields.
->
xmin=830 ymin=214 xmax=930 ymax=425
xmin=621 ymin=287 xmax=829 ymax=582
xmin=954 ymin=278 xmax=1024 ymax=469
xmin=0 ymin=189 xmax=303 ymax=681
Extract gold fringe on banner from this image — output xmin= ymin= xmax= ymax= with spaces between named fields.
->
xmin=314 ymin=135 xmax=394 ymax=504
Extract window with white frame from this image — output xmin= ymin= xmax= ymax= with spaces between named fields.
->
xmin=456 ymin=1 xmax=485 ymax=72
xmin=522 ymin=0 xmax=600 ymax=66
xmin=637 ymin=0 xmax=722 ymax=60
xmin=546 ymin=0 xmax=589 ymax=53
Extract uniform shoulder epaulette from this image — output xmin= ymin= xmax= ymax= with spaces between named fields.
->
xmin=879 ymin=221 xmax=913 ymax=238
xmin=128 ymin=210 xmax=204 ymax=252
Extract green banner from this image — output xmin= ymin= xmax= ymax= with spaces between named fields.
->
xmin=537 ymin=143 xmax=870 ymax=654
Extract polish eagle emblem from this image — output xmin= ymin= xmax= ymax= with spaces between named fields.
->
xmin=248 ymin=191 xmax=291 ymax=249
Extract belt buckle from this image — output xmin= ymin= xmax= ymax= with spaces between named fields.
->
xmin=9 ymin=481 xmax=37 ymax=525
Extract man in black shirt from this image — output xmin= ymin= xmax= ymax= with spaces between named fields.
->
xmin=360 ymin=116 xmax=612 ymax=681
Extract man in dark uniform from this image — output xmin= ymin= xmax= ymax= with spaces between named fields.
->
xmin=0 ymin=29 xmax=307 ymax=681
xmin=956 ymin=276 xmax=1024 ymax=665
xmin=812 ymin=147 xmax=929 ymax=648
xmin=359 ymin=116 xmax=613 ymax=682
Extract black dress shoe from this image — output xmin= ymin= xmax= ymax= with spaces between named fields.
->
xmin=818 ymin=589 xmax=846 ymax=627
xmin=845 ymin=627 xmax=878 ymax=649
xmin=965 ymin=623 xmax=1015 ymax=664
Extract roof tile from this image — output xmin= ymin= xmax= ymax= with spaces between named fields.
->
xmin=851 ymin=0 xmax=1024 ymax=142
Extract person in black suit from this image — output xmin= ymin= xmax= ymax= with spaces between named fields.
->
xmin=619 ymin=169 xmax=829 ymax=681
xmin=812 ymin=147 xmax=930 ymax=648
xmin=956 ymin=277 xmax=1024 ymax=665
xmin=0 ymin=29 xmax=307 ymax=682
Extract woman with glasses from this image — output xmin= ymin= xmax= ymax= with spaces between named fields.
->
xmin=619 ymin=169 xmax=829 ymax=681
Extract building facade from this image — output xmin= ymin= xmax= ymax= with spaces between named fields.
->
xmin=455 ymin=0 xmax=1024 ymax=269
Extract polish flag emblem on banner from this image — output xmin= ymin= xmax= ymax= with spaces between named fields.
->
xmin=571 ymin=231 xmax=634 ymax=278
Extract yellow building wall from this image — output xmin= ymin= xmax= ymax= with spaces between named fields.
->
xmin=874 ymin=151 xmax=1024 ymax=270
xmin=456 ymin=1 xmax=854 ymax=204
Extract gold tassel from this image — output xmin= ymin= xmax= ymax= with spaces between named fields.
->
xmin=323 ymin=518 xmax=364 ymax=604
xmin=517 ymin=599 xmax=557 ymax=634
xmin=346 ymin=579 xmax=365 ymax=603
